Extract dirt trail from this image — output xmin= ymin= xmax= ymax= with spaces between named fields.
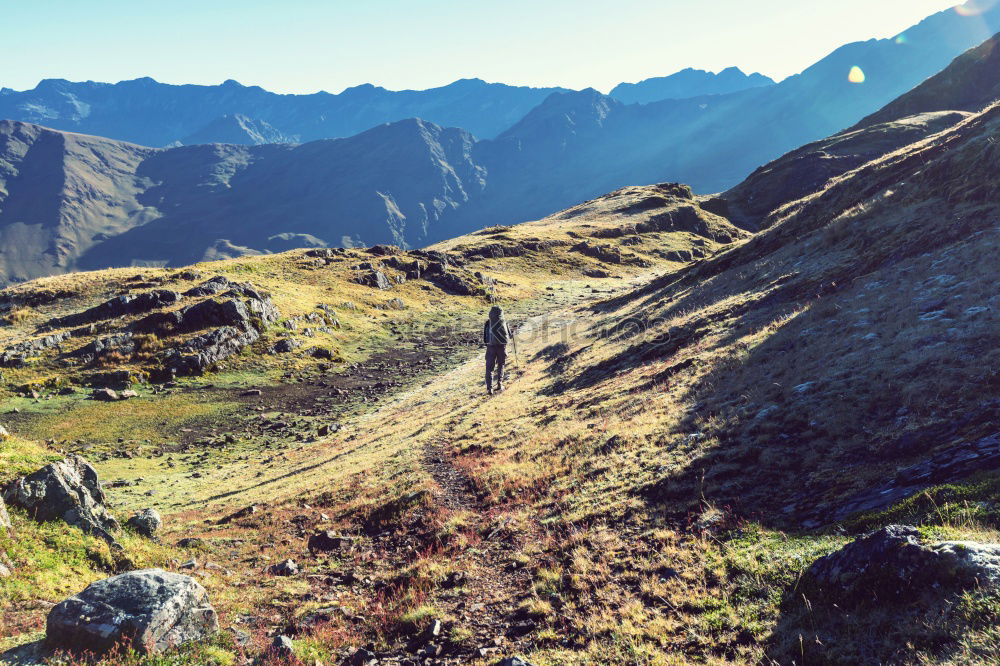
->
xmin=421 ymin=435 xmax=535 ymax=657
xmin=423 ymin=441 xmax=478 ymax=512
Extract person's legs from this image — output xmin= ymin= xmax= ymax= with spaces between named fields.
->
xmin=485 ymin=346 xmax=497 ymax=393
xmin=494 ymin=346 xmax=507 ymax=390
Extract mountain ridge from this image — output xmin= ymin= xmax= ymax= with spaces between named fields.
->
xmin=610 ymin=66 xmax=775 ymax=104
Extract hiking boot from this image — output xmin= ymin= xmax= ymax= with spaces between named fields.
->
xmin=496 ymin=382 xmax=504 ymax=392
xmin=486 ymin=386 xmax=494 ymax=396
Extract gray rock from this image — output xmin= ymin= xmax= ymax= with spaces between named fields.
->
xmin=126 ymin=508 xmax=162 ymax=538
xmin=498 ymin=658 xmax=535 ymax=666
xmin=270 ymin=338 xmax=301 ymax=354
xmin=348 ymin=647 xmax=378 ymax=665
xmin=91 ymin=388 xmax=120 ymax=402
xmin=269 ymin=559 xmax=299 ymax=576
xmin=0 ymin=494 xmax=10 ymax=532
xmin=270 ymin=634 xmax=294 ymax=659
xmin=807 ymin=525 xmax=1000 ymax=602
xmin=0 ymin=562 xmax=10 ymax=578
xmin=357 ymin=269 xmax=392 ymax=290
xmin=307 ymin=530 xmax=354 ymax=555
xmin=3 ymin=455 xmax=119 ymax=541
xmin=47 ymin=569 xmax=218 ymax=655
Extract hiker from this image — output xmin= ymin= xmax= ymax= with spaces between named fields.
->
xmin=483 ymin=305 xmax=513 ymax=394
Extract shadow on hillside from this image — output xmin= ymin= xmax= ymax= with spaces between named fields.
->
xmin=762 ymin=582 xmax=990 ymax=664
xmin=0 ymin=639 xmax=47 ymax=665
xmin=634 ymin=273 xmax=1000 ymax=528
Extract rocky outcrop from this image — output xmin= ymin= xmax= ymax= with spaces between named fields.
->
xmin=830 ymin=431 xmax=1000 ymax=522
xmin=74 ymin=333 xmax=136 ymax=364
xmin=356 ymin=269 xmax=393 ymax=290
xmin=807 ymin=525 xmax=1000 ymax=603
xmin=571 ymin=241 xmax=652 ymax=267
xmin=3 ymin=455 xmax=119 ymax=541
xmin=46 ymin=569 xmax=218 ymax=655
xmin=0 ymin=331 xmax=71 ymax=367
xmin=126 ymin=508 xmax=162 ymax=539
xmin=158 ymin=326 xmax=260 ymax=378
xmin=152 ymin=281 xmax=279 ymax=379
xmin=53 ymin=290 xmax=182 ymax=328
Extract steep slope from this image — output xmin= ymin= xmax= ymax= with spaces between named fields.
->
xmin=0 ymin=121 xmax=156 ymax=284
xmin=609 ymin=66 xmax=775 ymax=104
xmin=723 ymin=29 xmax=1000 ymax=228
xmin=180 ymin=113 xmax=294 ymax=145
xmin=0 ymin=119 xmax=487 ymax=284
xmin=855 ymin=30 xmax=1000 ymax=127
xmin=0 ymin=77 xmax=567 ymax=145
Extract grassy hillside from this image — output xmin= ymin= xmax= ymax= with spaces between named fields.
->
xmin=0 ymin=108 xmax=997 ymax=666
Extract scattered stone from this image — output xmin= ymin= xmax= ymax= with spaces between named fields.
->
xmin=270 ymin=635 xmax=294 ymax=659
xmin=2 ymin=455 xmax=119 ymax=541
xmin=179 ymin=559 xmax=198 ymax=570
xmin=177 ymin=537 xmax=205 ymax=548
xmin=119 ymin=390 xmax=139 ymax=400
xmin=269 ymin=559 xmax=299 ymax=576
xmin=348 ymin=647 xmax=378 ymax=665
xmin=126 ymin=508 xmax=163 ymax=539
xmin=241 ymin=389 xmax=263 ymax=397
xmin=220 ymin=504 xmax=261 ymax=524
xmin=0 ymin=562 xmax=10 ymax=578
xmin=443 ymin=571 xmax=466 ymax=588
xmin=308 ymin=530 xmax=355 ymax=555
xmin=228 ymin=627 xmax=252 ymax=648
xmin=91 ymin=388 xmax=119 ymax=402
xmin=498 ymin=658 xmax=535 ymax=666
xmin=506 ymin=621 xmax=537 ymax=637
xmin=270 ymin=338 xmax=301 ymax=354
xmin=46 ymin=569 xmax=218 ymax=655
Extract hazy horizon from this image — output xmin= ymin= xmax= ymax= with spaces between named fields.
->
xmin=2 ymin=0 xmax=974 ymax=95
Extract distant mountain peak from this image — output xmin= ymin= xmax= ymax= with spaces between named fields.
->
xmin=609 ymin=66 xmax=775 ymax=105
xmin=181 ymin=114 xmax=293 ymax=145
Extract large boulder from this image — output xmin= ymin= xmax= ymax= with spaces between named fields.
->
xmin=2 ymin=455 xmax=120 ymax=541
xmin=125 ymin=508 xmax=162 ymax=539
xmin=47 ymin=569 xmax=218 ymax=655
xmin=807 ymin=524 xmax=1000 ymax=602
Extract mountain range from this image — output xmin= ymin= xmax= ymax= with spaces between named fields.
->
xmin=1 ymin=3 xmax=999 ymax=286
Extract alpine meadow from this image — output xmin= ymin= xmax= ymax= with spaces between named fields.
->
xmin=0 ymin=2 xmax=998 ymax=665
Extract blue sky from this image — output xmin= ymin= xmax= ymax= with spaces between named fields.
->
xmin=0 ymin=0 xmax=969 ymax=93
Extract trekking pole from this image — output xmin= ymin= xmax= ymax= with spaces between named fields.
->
xmin=511 ymin=323 xmax=520 ymax=368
